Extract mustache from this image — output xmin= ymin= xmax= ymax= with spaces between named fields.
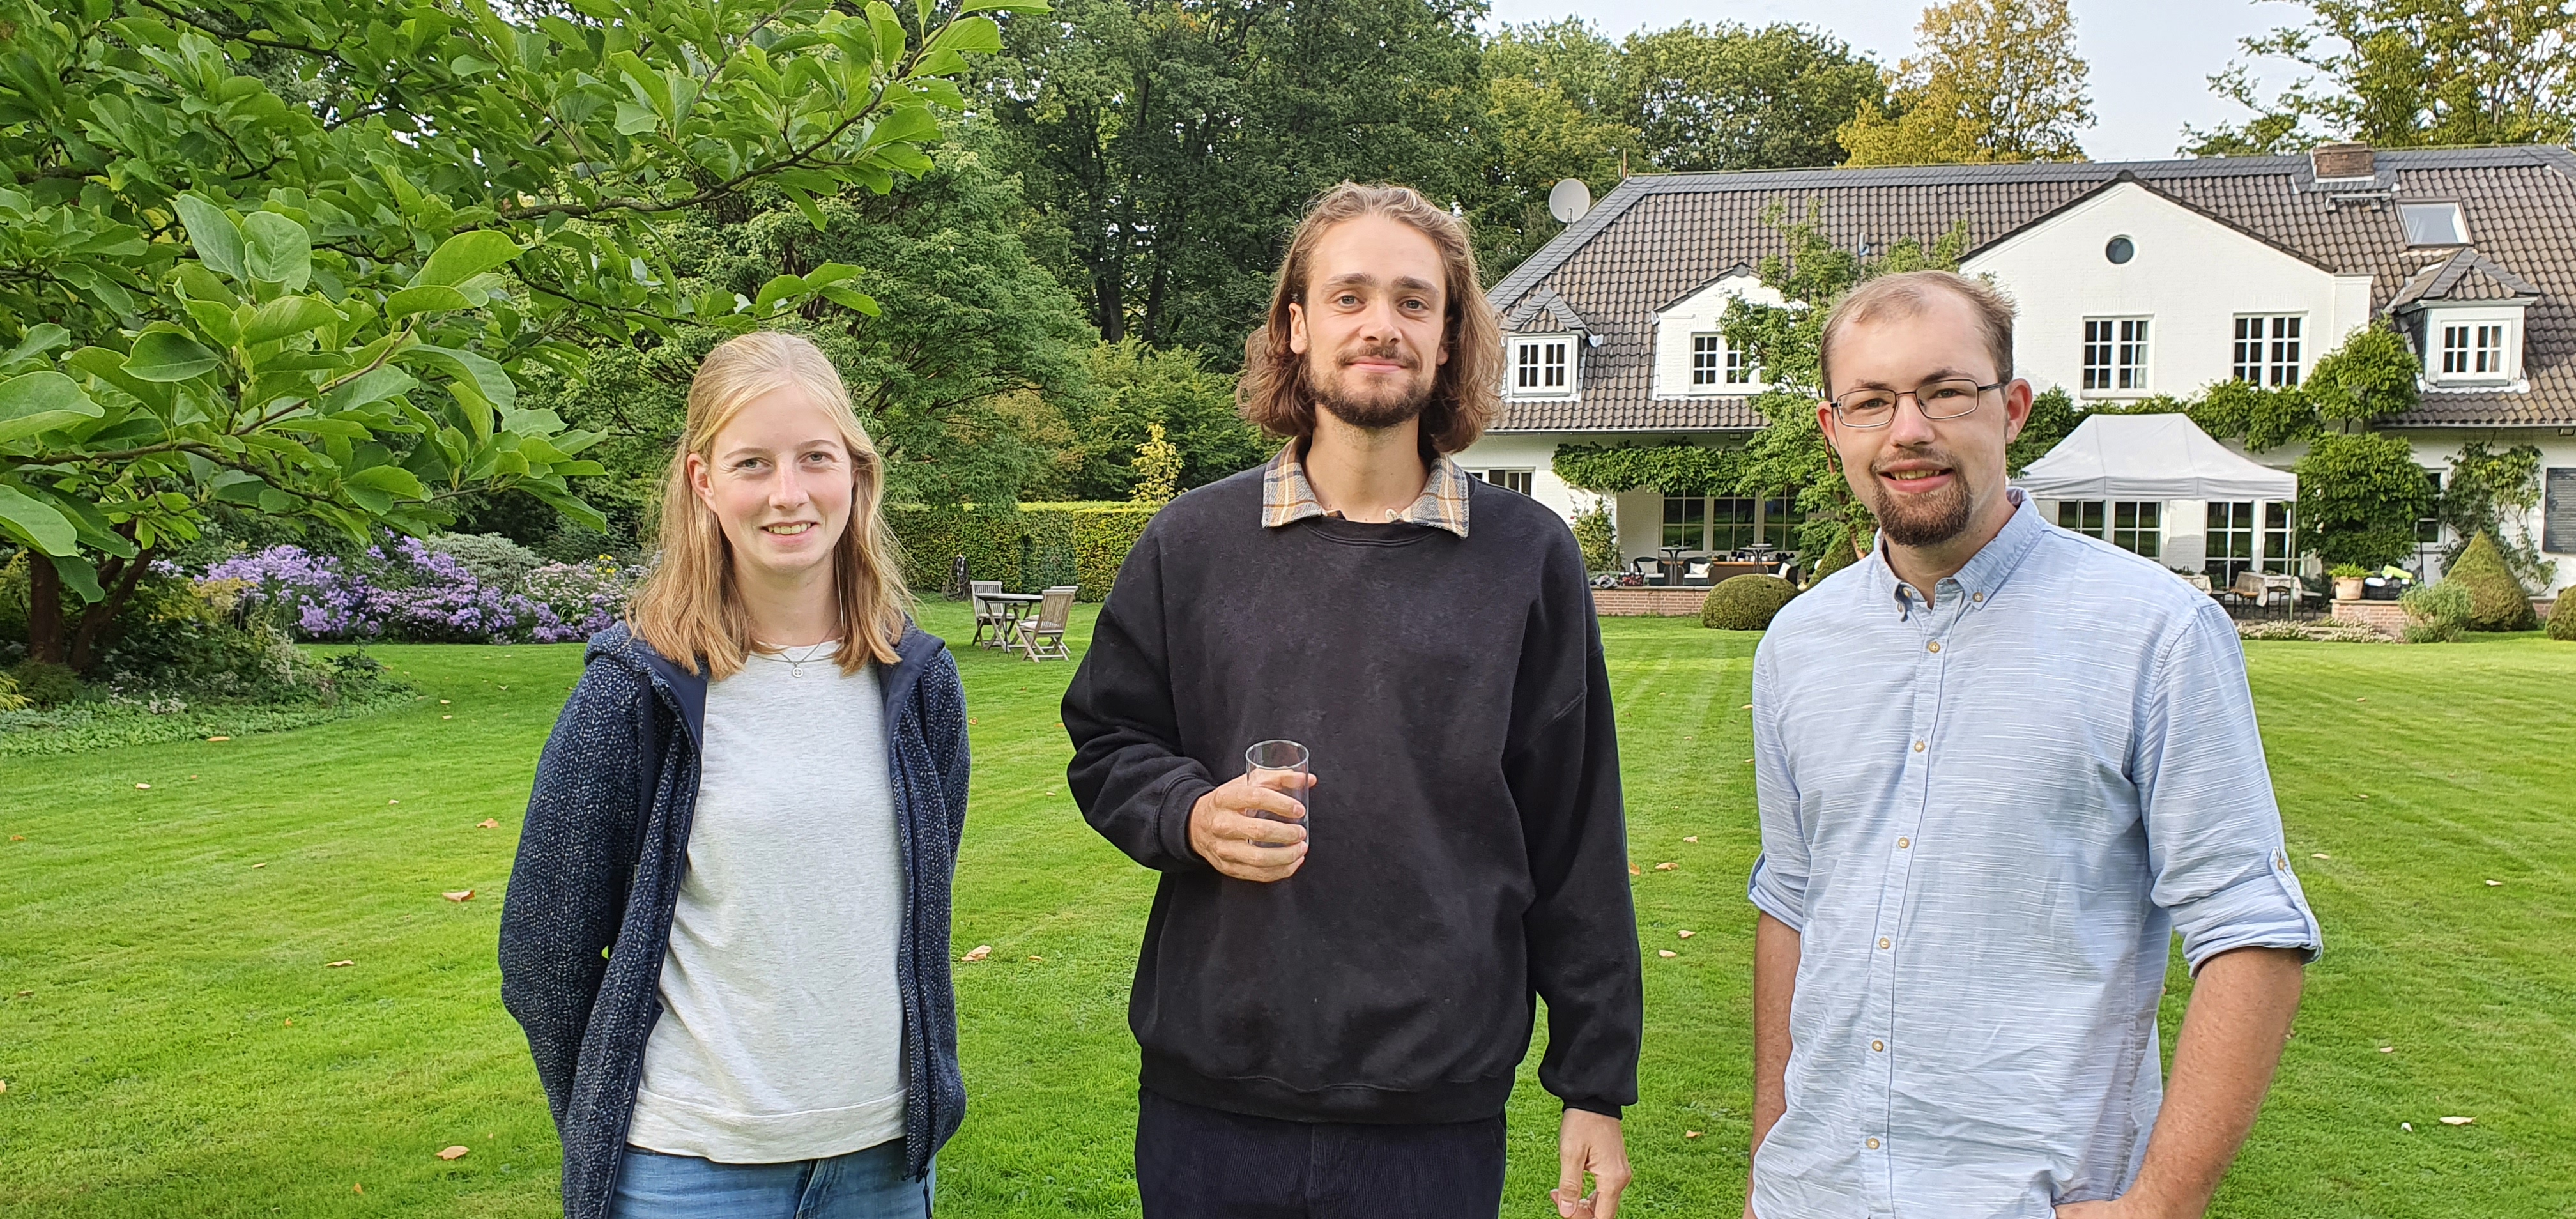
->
xmin=1869 ymin=445 xmax=1961 ymax=475
xmin=1338 ymin=341 xmax=1418 ymax=369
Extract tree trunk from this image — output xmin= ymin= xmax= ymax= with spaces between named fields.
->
xmin=26 ymin=553 xmax=66 ymax=665
xmin=70 ymin=547 xmax=155 ymax=673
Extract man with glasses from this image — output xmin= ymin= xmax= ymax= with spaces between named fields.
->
xmin=1742 ymin=271 xmax=2320 ymax=1219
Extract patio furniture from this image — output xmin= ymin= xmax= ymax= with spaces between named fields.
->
xmin=1010 ymin=586 xmax=1078 ymax=661
xmin=1629 ymin=555 xmax=1669 ymax=584
xmin=969 ymin=579 xmax=1008 ymax=647
xmin=980 ymin=590 xmax=1042 ymax=648
xmin=2232 ymin=571 xmax=2296 ymax=616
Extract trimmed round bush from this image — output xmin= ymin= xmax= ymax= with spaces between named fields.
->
xmin=2548 ymin=587 xmax=2576 ymax=641
xmin=2448 ymin=532 xmax=2537 ymax=631
xmin=1702 ymin=574 xmax=1800 ymax=630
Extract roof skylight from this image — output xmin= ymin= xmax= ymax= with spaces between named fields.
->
xmin=2400 ymin=202 xmax=2467 ymax=246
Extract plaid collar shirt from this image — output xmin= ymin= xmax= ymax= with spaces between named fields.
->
xmin=1258 ymin=442 xmax=1473 ymax=538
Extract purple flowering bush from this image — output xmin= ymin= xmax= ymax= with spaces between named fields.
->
xmin=199 ymin=536 xmax=635 ymax=645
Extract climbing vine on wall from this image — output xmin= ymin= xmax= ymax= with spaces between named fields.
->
xmin=1551 ymin=443 xmax=1748 ymax=496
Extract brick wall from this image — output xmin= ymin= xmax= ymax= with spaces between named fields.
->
xmin=1592 ymin=588 xmax=1709 ymax=617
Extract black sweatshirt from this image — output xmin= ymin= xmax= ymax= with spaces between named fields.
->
xmin=1062 ymin=465 xmax=1641 ymax=1124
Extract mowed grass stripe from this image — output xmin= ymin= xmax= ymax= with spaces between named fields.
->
xmin=1 ymin=607 xmax=2570 ymax=1216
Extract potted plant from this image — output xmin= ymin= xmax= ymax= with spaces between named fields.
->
xmin=2329 ymin=563 xmax=2367 ymax=601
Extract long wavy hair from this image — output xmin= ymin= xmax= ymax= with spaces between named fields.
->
xmin=628 ymin=331 xmax=910 ymax=678
xmin=1238 ymin=183 xmax=1504 ymax=455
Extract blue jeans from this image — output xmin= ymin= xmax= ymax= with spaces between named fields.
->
xmin=609 ymin=1139 xmax=934 ymax=1219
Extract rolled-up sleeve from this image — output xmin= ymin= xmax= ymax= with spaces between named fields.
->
xmin=2136 ymin=602 xmax=2322 ymax=970
xmin=1746 ymin=641 xmax=1811 ymax=931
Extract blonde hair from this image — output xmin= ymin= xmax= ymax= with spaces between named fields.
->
xmin=1238 ymin=182 xmax=1504 ymax=455
xmin=1818 ymin=270 xmax=2017 ymax=398
xmin=628 ymin=331 xmax=910 ymax=678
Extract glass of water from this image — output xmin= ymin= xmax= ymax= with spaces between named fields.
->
xmin=1243 ymin=739 xmax=1310 ymax=848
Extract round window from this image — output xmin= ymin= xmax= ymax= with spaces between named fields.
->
xmin=2106 ymin=236 xmax=2136 ymax=264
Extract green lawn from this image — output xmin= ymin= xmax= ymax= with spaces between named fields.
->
xmin=3 ymin=607 xmax=2571 ymax=1217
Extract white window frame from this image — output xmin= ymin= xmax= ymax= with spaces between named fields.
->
xmin=1510 ymin=333 xmax=1577 ymax=399
xmin=2421 ymin=306 xmax=2525 ymax=388
xmin=2080 ymin=316 xmax=2151 ymax=396
xmin=1475 ymin=468 xmax=1535 ymax=495
xmin=1724 ymin=346 xmax=1755 ymax=386
xmin=2232 ymin=314 xmax=2304 ymax=387
xmin=1689 ymin=333 xmax=1721 ymax=387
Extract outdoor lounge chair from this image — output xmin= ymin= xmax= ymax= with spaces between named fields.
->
xmin=1013 ymin=585 xmax=1078 ymax=661
xmin=969 ymin=579 xmax=1006 ymax=647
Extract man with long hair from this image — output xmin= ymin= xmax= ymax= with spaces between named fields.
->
xmin=1063 ymin=183 xmax=1643 ymax=1218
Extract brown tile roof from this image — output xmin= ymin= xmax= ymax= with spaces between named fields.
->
xmin=1485 ymin=146 xmax=2576 ymax=431
xmin=2386 ymin=247 xmax=2541 ymax=308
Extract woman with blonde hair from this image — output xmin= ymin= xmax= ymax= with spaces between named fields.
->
xmin=503 ymin=330 xmax=970 ymax=1219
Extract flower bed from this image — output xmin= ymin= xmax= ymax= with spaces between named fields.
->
xmin=201 ymin=536 xmax=635 ymax=645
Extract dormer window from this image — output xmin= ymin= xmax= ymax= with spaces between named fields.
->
xmin=1510 ymin=334 xmax=1575 ymax=398
xmin=2400 ymin=202 xmax=2467 ymax=246
xmin=2421 ymin=307 xmax=2523 ymax=387
xmin=1687 ymin=332 xmax=1759 ymax=393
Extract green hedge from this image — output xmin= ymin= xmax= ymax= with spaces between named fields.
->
xmin=889 ymin=502 xmax=1160 ymax=602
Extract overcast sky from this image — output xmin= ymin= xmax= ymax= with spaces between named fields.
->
xmin=1482 ymin=0 xmax=2323 ymax=164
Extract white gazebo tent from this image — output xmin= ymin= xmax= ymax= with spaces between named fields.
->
xmin=2013 ymin=413 xmax=2297 ymax=577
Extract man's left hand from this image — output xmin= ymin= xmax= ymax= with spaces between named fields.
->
xmin=2057 ymin=1199 xmax=2181 ymax=1219
xmin=1552 ymin=1108 xmax=1631 ymax=1218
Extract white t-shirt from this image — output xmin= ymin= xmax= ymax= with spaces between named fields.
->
xmin=627 ymin=643 xmax=907 ymax=1163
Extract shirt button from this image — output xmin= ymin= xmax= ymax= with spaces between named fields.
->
xmin=2275 ymin=853 xmax=2288 ymax=870
xmin=1897 ymin=836 xmax=1911 ymax=849
xmin=1872 ymin=1039 xmax=1885 ymax=1052
xmin=1867 ymin=1137 xmax=1882 ymax=1150
xmin=1912 ymin=740 xmax=1926 ymax=753
xmin=1973 ymin=592 xmax=1984 ymax=603
xmin=1878 ymin=937 xmax=1892 ymax=949
xmin=1927 ymin=640 xmax=1942 ymax=653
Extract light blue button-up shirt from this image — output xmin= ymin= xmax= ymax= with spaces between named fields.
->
xmin=1747 ymin=491 xmax=2322 ymax=1218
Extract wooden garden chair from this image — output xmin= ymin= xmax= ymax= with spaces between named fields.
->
xmin=1013 ymin=586 xmax=1078 ymax=661
xmin=969 ymin=579 xmax=1006 ymax=647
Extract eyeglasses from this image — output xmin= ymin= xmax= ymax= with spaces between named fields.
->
xmin=1826 ymin=379 xmax=2005 ymax=429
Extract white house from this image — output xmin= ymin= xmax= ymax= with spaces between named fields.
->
xmin=1461 ymin=144 xmax=2576 ymax=593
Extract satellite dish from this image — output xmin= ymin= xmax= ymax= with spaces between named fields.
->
xmin=1547 ymin=178 xmax=1592 ymax=224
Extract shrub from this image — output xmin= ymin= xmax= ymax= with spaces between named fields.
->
xmin=1809 ymin=528 xmax=1862 ymax=583
xmin=525 ymin=558 xmax=638 ymax=643
xmin=2399 ymin=580 xmax=2471 ymax=643
xmin=427 ymin=533 xmax=546 ymax=592
xmin=2295 ymin=433 xmax=2435 ymax=569
xmin=0 ymin=670 xmax=29 ymax=712
xmin=2448 ymin=532 xmax=2537 ymax=631
xmin=1703 ymin=574 xmax=1800 ymax=630
xmin=887 ymin=502 xmax=1160 ymax=601
xmin=2328 ymin=562 xmax=2367 ymax=579
xmin=1571 ymin=503 xmax=1619 ymax=574
xmin=6 ymin=659 xmax=82 ymax=707
xmin=2549 ymin=588 xmax=2576 ymax=641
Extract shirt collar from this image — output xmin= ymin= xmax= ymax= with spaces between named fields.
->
xmin=1869 ymin=488 xmax=2048 ymax=617
xmin=1259 ymin=441 xmax=1473 ymax=538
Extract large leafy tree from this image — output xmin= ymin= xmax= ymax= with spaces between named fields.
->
xmin=544 ymin=142 xmax=1100 ymax=516
xmin=0 ymin=0 xmax=1029 ymax=669
xmin=1475 ymin=20 xmax=1640 ymax=280
xmin=1838 ymin=0 xmax=2094 ymax=166
xmin=2183 ymin=0 xmax=2576 ymax=155
xmin=1619 ymin=23 xmax=1888 ymax=174
xmin=976 ymin=0 xmax=1487 ymax=356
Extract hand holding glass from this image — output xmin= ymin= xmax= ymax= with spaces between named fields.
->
xmin=1243 ymin=739 xmax=1311 ymax=848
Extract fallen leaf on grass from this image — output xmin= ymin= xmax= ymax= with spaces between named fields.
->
xmin=2312 ymin=852 xmax=2331 ymax=859
xmin=2356 ymin=696 xmax=2368 ymax=702
xmin=1685 ymin=1130 xmax=1703 ymax=1139
xmin=252 ymin=863 xmax=266 ymax=869
xmin=8 ymin=835 xmax=22 ymax=841
xmin=1740 ymin=703 xmax=1754 ymax=710
xmin=442 ymin=715 xmax=452 ymax=720
xmin=1682 ymin=835 xmax=1699 ymax=843
xmin=2441 ymin=1116 xmax=2474 ymax=1126
xmin=436 ymin=1146 xmax=470 ymax=1160
xmin=1627 ymin=862 xmax=1643 ymax=877
xmin=2380 ymin=1046 xmax=2395 ymax=1053
xmin=440 ymin=700 xmax=450 ymax=705
xmin=1654 ymin=862 xmax=1678 ymax=871
xmin=1657 ymin=949 xmax=1678 ymax=958
xmin=354 ymin=1183 xmax=363 ymax=1194
xmin=443 ymin=890 xmax=475 ymax=903
xmin=961 ymin=945 xmax=993 ymax=962
xmin=0 ymin=1078 xmax=8 ymax=1094
xmin=1676 ymin=930 xmax=1696 ymax=939
xmin=206 ymin=736 xmax=230 ymax=742
xmin=967 ymin=718 xmax=979 ymax=726
xmin=2402 ymin=1121 xmax=2413 ymax=1131
xmin=388 ymin=799 xmax=400 ymax=806
xmin=2487 ymin=880 xmax=2503 ymax=887
xmin=135 ymin=783 xmax=151 ymax=790
xmin=325 ymin=960 xmax=354 ymax=969
xmin=477 ymin=818 xmax=501 ymax=829
xmin=2354 ymin=793 xmax=2370 ymax=801
xmin=1028 ymin=955 xmax=1044 ymax=962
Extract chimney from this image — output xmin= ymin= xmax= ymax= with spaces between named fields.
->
xmin=2312 ymin=142 xmax=2375 ymax=182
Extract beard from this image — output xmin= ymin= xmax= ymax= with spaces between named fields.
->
xmin=1866 ymin=446 xmax=1978 ymax=547
xmin=1308 ymin=341 xmax=1436 ymax=431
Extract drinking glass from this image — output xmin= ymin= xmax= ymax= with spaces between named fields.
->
xmin=1243 ymin=739 xmax=1310 ymax=848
